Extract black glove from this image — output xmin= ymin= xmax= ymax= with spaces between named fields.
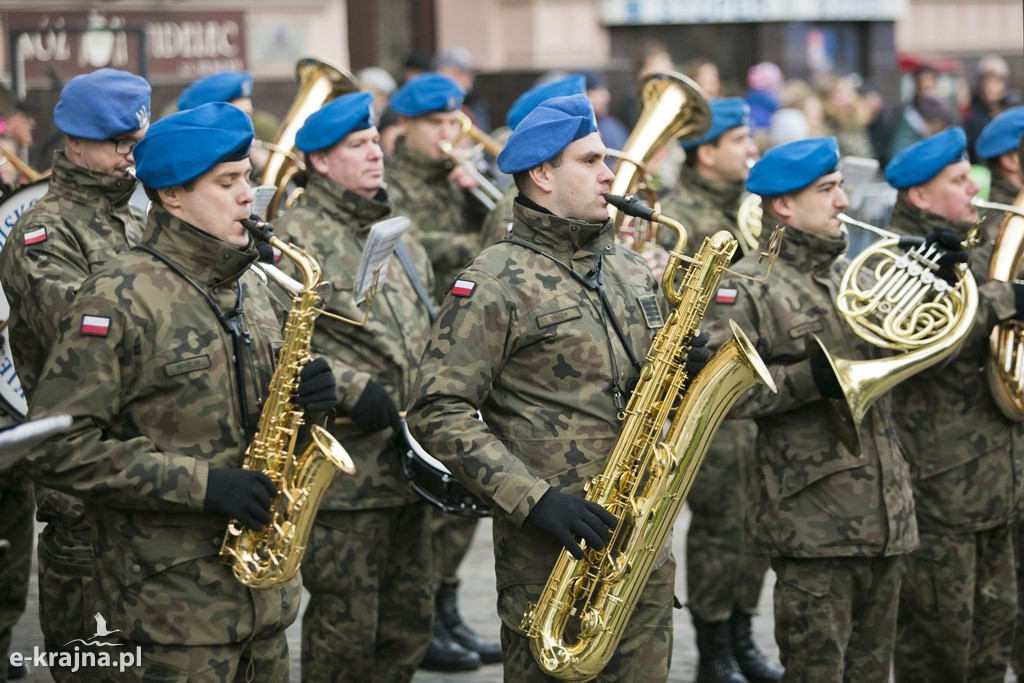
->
xmin=254 ymin=239 xmax=275 ymax=264
xmin=927 ymin=226 xmax=969 ymax=285
xmin=525 ymin=489 xmax=617 ymax=560
xmin=685 ymin=332 xmax=712 ymax=380
xmin=204 ymin=468 xmax=277 ymax=530
xmin=295 ymin=358 xmax=337 ymax=413
xmin=809 ymin=352 xmax=844 ymax=401
xmin=348 ymin=380 xmax=400 ymax=434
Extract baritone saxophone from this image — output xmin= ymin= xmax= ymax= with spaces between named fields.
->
xmin=521 ymin=194 xmax=779 ymax=680
xmin=219 ymin=217 xmax=357 ymax=590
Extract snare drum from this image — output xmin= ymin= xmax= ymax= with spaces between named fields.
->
xmin=400 ymin=420 xmax=490 ymax=518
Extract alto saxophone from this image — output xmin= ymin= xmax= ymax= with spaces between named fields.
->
xmin=522 ymin=195 xmax=778 ymax=680
xmin=219 ymin=217 xmax=356 ymax=590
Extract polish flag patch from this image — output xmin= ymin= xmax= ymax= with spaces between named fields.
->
xmin=715 ymin=287 xmax=738 ymax=305
xmin=23 ymin=228 xmax=47 ymax=246
xmin=80 ymin=315 xmax=111 ymax=337
xmin=451 ymin=279 xmax=476 ymax=297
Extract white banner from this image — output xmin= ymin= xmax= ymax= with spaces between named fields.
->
xmin=600 ymin=0 xmax=908 ymax=25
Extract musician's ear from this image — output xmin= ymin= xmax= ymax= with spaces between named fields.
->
xmin=308 ymin=150 xmax=330 ymax=175
xmin=157 ymin=185 xmax=183 ymax=210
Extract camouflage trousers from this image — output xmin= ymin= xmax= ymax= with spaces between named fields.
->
xmin=771 ymin=555 xmax=902 ymax=682
xmin=0 ymin=470 xmax=33 ymax=682
xmin=498 ymin=556 xmax=676 ymax=682
xmin=894 ymin=524 xmax=1016 ymax=683
xmin=102 ymin=630 xmax=289 ymax=682
xmin=686 ymin=419 xmax=769 ymax=621
xmin=36 ymin=522 xmax=95 ymax=683
xmin=301 ymin=503 xmax=433 ymax=683
xmin=1013 ymin=521 xmax=1024 ymax=676
xmin=430 ymin=508 xmax=478 ymax=582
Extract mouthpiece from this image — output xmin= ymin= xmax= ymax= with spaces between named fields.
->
xmin=242 ymin=214 xmax=275 ymax=243
xmin=604 ymin=194 xmax=657 ymax=222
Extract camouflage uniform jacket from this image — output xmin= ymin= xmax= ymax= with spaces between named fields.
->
xmin=25 ymin=205 xmax=299 ymax=646
xmin=481 ymin=184 xmax=517 ymax=247
xmin=704 ymin=224 xmax=918 ymax=558
xmin=385 ymin=135 xmax=484 ymax=299
xmin=0 ymin=150 xmax=144 ymax=533
xmin=658 ymin=164 xmax=747 ymax=253
xmin=887 ymin=198 xmax=1023 ymax=533
xmin=275 ymin=172 xmax=435 ymax=510
xmin=407 ymin=199 xmax=667 ymax=590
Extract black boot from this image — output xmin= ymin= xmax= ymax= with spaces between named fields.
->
xmin=418 ymin=617 xmax=482 ymax=672
xmin=729 ymin=610 xmax=783 ymax=683
xmin=437 ymin=580 xmax=503 ymax=664
xmin=693 ymin=614 xmax=749 ymax=683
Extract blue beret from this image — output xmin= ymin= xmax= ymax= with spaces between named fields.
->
xmin=390 ymin=73 xmax=465 ymax=117
xmin=975 ymin=107 xmax=1024 ymax=160
xmin=682 ymin=97 xmax=750 ymax=149
xmin=884 ymin=127 xmax=967 ymax=189
xmin=134 ymin=103 xmax=254 ymax=189
xmin=497 ymin=94 xmax=599 ymax=174
xmin=177 ymin=72 xmax=253 ymax=111
xmin=747 ymin=137 xmax=840 ymax=196
xmin=296 ymin=92 xmax=375 ymax=153
xmin=506 ymin=74 xmax=587 ymax=130
xmin=53 ymin=68 xmax=151 ymax=139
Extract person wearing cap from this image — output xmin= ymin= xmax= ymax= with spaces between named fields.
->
xmin=407 ymin=94 xmax=705 ymax=680
xmin=660 ymin=97 xmax=781 ymax=683
xmin=272 ymin=91 xmax=439 ymax=681
xmin=480 ymin=73 xmax=587 ymax=246
xmin=23 ymin=101 xmax=335 ymax=679
xmin=177 ymin=71 xmax=254 ymax=115
xmin=434 ymin=47 xmax=490 ymax=133
xmin=883 ymin=127 xmax=1024 ymax=682
xmin=0 ymin=67 xmax=151 ymax=681
xmin=0 ymin=101 xmax=37 ymax=195
xmin=385 ymin=71 xmax=501 ymax=671
xmin=703 ymin=136 xmax=918 ymax=680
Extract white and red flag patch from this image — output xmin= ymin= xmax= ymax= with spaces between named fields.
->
xmin=451 ymin=279 xmax=476 ymax=297
xmin=23 ymin=228 xmax=47 ymax=246
xmin=715 ymin=287 xmax=738 ymax=305
xmin=80 ymin=315 xmax=111 ymax=337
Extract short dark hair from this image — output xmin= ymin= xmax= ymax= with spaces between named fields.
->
xmin=144 ymin=178 xmax=198 ymax=207
xmin=512 ymin=151 xmax=564 ymax=194
xmin=683 ymin=139 xmax=720 ymax=169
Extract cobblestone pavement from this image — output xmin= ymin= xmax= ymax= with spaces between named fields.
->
xmin=8 ymin=511 xmax=1020 ymax=681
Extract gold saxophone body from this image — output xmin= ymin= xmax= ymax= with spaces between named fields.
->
xmin=219 ymin=218 xmax=356 ymax=590
xmin=521 ymin=196 xmax=776 ymax=681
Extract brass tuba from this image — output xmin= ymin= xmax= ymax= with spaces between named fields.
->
xmin=735 ymin=193 xmax=764 ymax=255
xmin=606 ymin=72 xmax=710 ymax=252
xmin=259 ymin=58 xmax=361 ymax=219
xmin=976 ymin=195 xmax=1024 ymax=420
xmin=219 ymin=217 xmax=357 ymax=590
xmin=522 ymin=194 xmax=777 ymax=681
xmin=808 ymin=214 xmax=979 ymax=453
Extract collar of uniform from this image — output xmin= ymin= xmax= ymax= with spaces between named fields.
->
xmin=887 ymin=197 xmax=975 ymax=239
xmin=989 ymin=174 xmax=1022 ymax=206
xmin=509 ymin=196 xmax=613 ymax=258
xmin=772 ymin=218 xmax=847 ymax=271
xmin=390 ymin=135 xmax=453 ymax=182
xmin=679 ymin=164 xmax=746 ymax=212
xmin=47 ymin=150 xmax=137 ymax=209
xmin=142 ymin=204 xmax=258 ymax=288
xmin=304 ymin=171 xmax=392 ymax=232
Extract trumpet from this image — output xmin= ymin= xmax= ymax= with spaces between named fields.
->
xmin=0 ymin=144 xmax=45 ymax=183
xmin=810 ymin=214 xmax=979 ymax=453
xmin=438 ymin=139 xmax=503 ymax=211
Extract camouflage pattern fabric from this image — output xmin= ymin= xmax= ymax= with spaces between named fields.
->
xmin=886 ymin=197 xmax=1023 ymax=681
xmin=0 ymin=149 xmax=145 ymax=677
xmin=481 ymin=184 xmax=517 ymax=247
xmin=772 ymin=555 xmax=902 ymax=682
xmin=703 ymin=223 xmax=918 ymax=559
xmin=106 ymin=631 xmax=290 ymax=682
xmin=660 ymin=161 xmax=768 ymax=622
xmin=657 ymin=164 xmax=746 ymax=254
xmin=498 ymin=557 xmax=676 ymax=682
xmin=275 ymin=172 xmax=433 ymax=511
xmin=35 ymin=523 xmax=93 ymax=682
xmin=407 ymin=199 xmax=671 ymax=643
xmin=273 ymin=172 xmax=435 ymax=679
xmin=894 ymin=526 xmax=1016 ymax=683
xmin=431 ymin=509 xmax=478 ymax=581
xmin=300 ymin=506 xmax=433 ymax=683
xmin=385 ymin=135 xmax=485 ymax=300
xmin=0 ymin=472 xmax=32 ymax=683
xmin=25 ymin=205 xmax=299 ymax=659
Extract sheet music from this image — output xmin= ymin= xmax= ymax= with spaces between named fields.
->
xmin=251 ymin=184 xmax=279 ymax=220
xmin=353 ymin=217 xmax=410 ymax=305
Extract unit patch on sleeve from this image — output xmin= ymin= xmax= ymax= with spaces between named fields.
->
xmin=715 ymin=287 xmax=738 ymax=305
xmin=23 ymin=228 xmax=47 ymax=246
xmin=451 ymin=279 xmax=476 ymax=297
xmin=80 ymin=315 xmax=111 ymax=337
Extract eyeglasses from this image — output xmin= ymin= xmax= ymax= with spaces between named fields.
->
xmin=109 ymin=138 xmax=138 ymax=155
